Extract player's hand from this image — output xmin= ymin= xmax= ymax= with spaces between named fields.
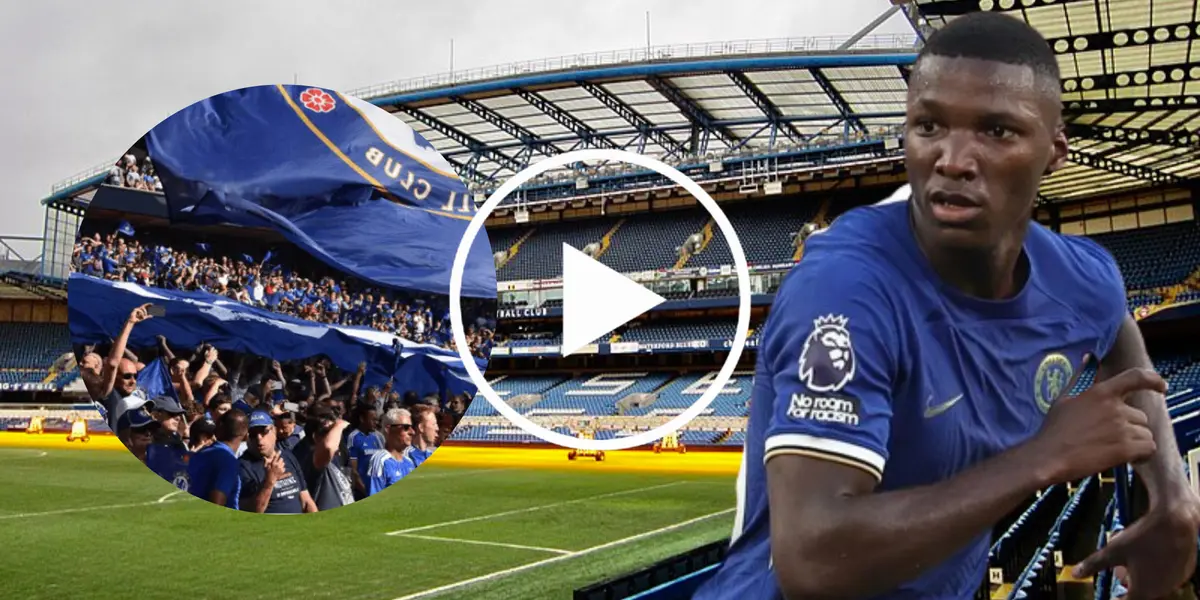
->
xmin=266 ymin=453 xmax=286 ymax=480
xmin=127 ymin=304 xmax=153 ymax=325
xmin=1028 ymin=355 xmax=1165 ymax=484
xmin=1073 ymin=494 xmax=1200 ymax=600
xmin=204 ymin=347 xmax=218 ymax=363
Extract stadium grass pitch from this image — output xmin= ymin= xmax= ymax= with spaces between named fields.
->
xmin=0 ymin=437 xmax=737 ymax=599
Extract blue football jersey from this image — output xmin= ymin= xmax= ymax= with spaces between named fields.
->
xmin=695 ymin=191 xmax=1127 ymax=599
xmin=186 ymin=442 xmax=241 ymax=510
xmin=365 ymin=449 xmax=415 ymax=497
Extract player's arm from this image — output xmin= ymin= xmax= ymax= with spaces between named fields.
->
xmin=299 ymin=490 xmax=317 ymax=513
xmin=347 ymin=435 xmax=366 ymax=493
xmin=211 ymin=455 xmax=240 ymax=509
xmin=350 ymin=362 xmax=366 ymax=404
xmin=249 ymin=455 xmax=283 ymax=514
xmin=192 ymin=346 xmax=217 ymax=388
xmin=312 ymin=419 xmax=349 ymax=471
xmin=762 ymin=271 xmax=1049 ymax=597
xmin=98 ymin=304 xmax=153 ymax=399
xmin=765 ymin=267 xmax=1160 ymax=599
xmin=1097 ymin=315 xmax=1189 ymax=500
xmin=1070 ymin=311 xmax=1200 ymax=592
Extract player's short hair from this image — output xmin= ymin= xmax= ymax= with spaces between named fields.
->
xmin=208 ymin=395 xmax=231 ymax=412
xmin=382 ymin=407 xmax=412 ymax=428
xmin=410 ymin=404 xmax=437 ymax=427
xmin=215 ymin=409 xmax=248 ymax=442
xmin=916 ymin=12 xmax=1060 ymax=97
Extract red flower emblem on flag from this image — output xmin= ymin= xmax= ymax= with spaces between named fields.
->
xmin=300 ymin=88 xmax=336 ymax=113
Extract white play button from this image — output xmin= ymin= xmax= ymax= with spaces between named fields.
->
xmin=561 ymin=243 xmax=665 ymax=357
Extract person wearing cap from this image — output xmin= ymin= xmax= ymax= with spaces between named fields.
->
xmin=404 ymin=404 xmax=438 ymax=468
xmin=238 ymin=411 xmax=316 ymax=514
xmin=145 ymin=394 xmax=192 ymax=491
xmin=364 ymin=408 xmax=416 ymax=497
xmin=120 ymin=407 xmax=157 ymax=463
xmin=186 ymin=409 xmax=247 ymax=510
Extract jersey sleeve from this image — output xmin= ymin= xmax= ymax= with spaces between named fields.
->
xmin=1069 ymin=237 xmax=1128 ymax=359
xmin=760 ymin=260 xmax=900 ymax=482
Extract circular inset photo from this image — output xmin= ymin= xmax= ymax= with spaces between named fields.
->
xmin=67 ymin=84 xmax=497 ymax=514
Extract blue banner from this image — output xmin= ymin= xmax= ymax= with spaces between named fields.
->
xmin=68 ymin=275 xmax=482 ymax=395
xmin=137 ymin=358 xmax=177 ymax=402
xmin=144 ymin=84 xmax=496 ymax=299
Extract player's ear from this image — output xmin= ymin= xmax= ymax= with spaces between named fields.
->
xmin=1045 ymin=122 xmax=1069 ymax=176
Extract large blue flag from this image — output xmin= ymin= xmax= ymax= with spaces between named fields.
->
xmin=68 ymin=274 xmax=482 ymax=393
xmin=144 ymin=84 xmax=496 ymax=299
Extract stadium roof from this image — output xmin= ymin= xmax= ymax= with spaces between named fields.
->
xmin=44 ymin=0 xmax=1198 ymax=209
xmin=357 ymin=34 xmax=919 ymax=190
xmin=917 ymin=0 xmax=1200 ymax=201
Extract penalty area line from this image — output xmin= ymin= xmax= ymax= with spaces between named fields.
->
xmin=393 ymin=533 xmax=573 ymax=555
xmin=389 ymin=507 xmax=736 ymax=600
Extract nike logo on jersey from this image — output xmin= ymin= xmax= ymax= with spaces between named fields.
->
xmin=923 ymin=394 xmax=963 ymax=419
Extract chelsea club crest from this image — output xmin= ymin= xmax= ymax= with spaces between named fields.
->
xmin=1034 ymin=353 xmax=1073 ymax=413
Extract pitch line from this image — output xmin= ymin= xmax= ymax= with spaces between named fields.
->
xmin=157 ymin=489 xmax=185 ymax=503
xmin=390 ymin=507 xmax=736 ymax=600
xmin=0 ymin=498 xmax=185 ymax=520
xmin=392 ymin=533 xmax=573 ymax=555
xmin=384 ymin=481 xmax=687 ymax=536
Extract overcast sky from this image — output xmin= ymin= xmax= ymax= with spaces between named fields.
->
xmin=0 ymin=0 xmax=913 ymax=258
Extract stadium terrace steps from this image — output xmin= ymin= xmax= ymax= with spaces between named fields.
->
xmin=1091 ymin=221 xmax=1200 ymax=291
xmin=498 ymin=228 xmax=538 ymax=270
xmin=497 ymin=219 xmax=614 ymax=281
xmin=594 ymin=219 xmax=625 ymax=260
xmin=0 ymin=323 xmax=70 ymax=372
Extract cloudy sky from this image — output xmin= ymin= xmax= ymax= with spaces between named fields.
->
xmin=0 ymin=0 xmax=913 ymax=258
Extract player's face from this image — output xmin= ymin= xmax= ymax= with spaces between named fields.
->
xmin=213 ymin=403 xmax=232 ymax=420
xmin=117 ymin=360 xmax=139 ymax=395
xmin=275 ymin=416 xmax=295 ymax=437
xmin=157 ymin=412 xmax=184 ymax=434
xmin=81 ymin=353 xmax=101 ymax=375
xmin=904 ymin=56 xmax=1067 ymax=252
xmin=363 ymin=410 xmax=378 ymax=432
xmin=419 ymin=412 xmax=438 ymax=446
xmin=388 ymin=418 xmax=414 ymax=447
xmin=128 ymin=428 xmax=152 ymax=457
xmin=249 ymin=425 xmax=276 ymax=457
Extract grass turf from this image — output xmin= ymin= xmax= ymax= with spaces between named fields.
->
xmin=0 ymin=442 xmax=736 ymax=599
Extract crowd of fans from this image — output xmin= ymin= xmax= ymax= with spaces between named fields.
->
xmin=106 ymin=154 xmax=162 ymax=193
xmin=78 ymin=305 xmax=467 ymax=513
xmin=72 ymin=226 xmax=496 ymax=359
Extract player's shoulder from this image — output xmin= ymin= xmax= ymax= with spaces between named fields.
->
xmin=778 ymin=205 xmax=910 ymax=310
xmin=1030 ymin=222 xmax=1119 ymax=275
xmin=1027 ymin=222 xmax=1124 ymax=300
